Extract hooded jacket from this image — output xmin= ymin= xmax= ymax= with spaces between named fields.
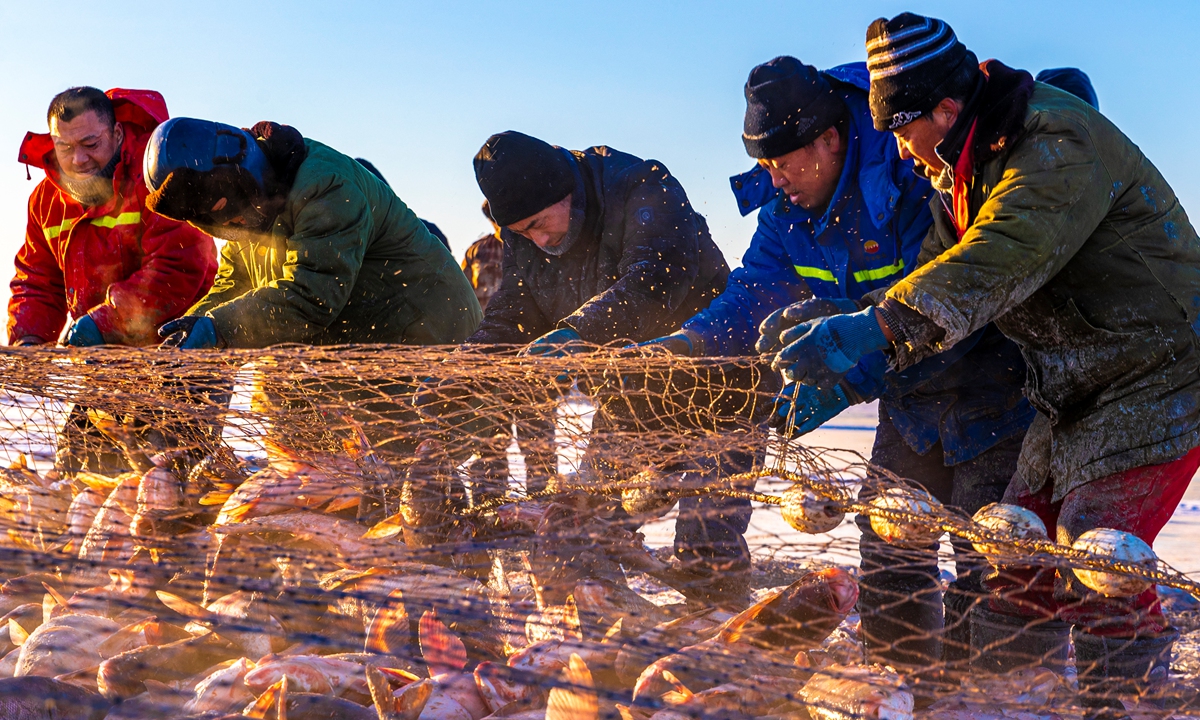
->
xmin=882 ymin=61 xmax=1200 ymax=499
xmin=187 ymin=133 xmax=481 ymax=347
xmin=468 ymin=146 xmax=728 ymax=345
xmin=8 ymin=89 xmax=217 ymax=345
xmin=683 ymin=64 xmax=1033 ymax=464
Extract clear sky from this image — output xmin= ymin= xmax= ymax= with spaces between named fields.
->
xmin=0 ymin=0 xmax=1197 ymax=332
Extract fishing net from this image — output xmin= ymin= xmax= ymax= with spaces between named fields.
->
xmin=0 ymin=343 xmax=1197 ymax=719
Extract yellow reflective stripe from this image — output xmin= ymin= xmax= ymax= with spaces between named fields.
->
xmin=41 ymin=212 xmax=140 ymax=241
xmin=89 ymin=211 xmax=141 ymax=229
xmin=852 ymin=259 xmax=905 ymax=283
xmin=43 ymin=217 xmax=80 ymax=240
xmin=793 ymin=265 xmax=837 ymax=283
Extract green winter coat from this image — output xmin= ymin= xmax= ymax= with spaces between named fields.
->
xmin=190 ymin=140 xmax=481 ymax=347
xmin=885 ymin=65 xmax=1200 ymax=501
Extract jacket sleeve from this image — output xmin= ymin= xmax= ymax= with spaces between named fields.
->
xmin=681 ymin=207 xmax=812 ymax=356
xmin=7 ymin=201 xmax=67 ymax=344
xmin=87 ymin=213 xmax=217 ymax=346
xmin=205 ymin=180 xmax=371 ymax=348
xmin=187 ymin=240 xmax=253 ymax=316
xmin=885 ymin=118 xmax=1108 ymax=366
xmin=466 ymin=238 xmax=552 ymax=346
xmin=559 ymin=167 xmax=705 ymax=344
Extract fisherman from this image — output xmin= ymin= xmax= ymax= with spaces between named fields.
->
xmin=143 ymin=119 xmax=481 ymax=457
xmin=143 ymin=119 xmax=480 ymax=348
xmin=638 ymin=56 xmax=1036 ymax=679
xmin=466 ymin=131 xmax=742 ymax=602
xmin=7 ymin=87 xmax=218 ymax=472
xmin=462 ymin=202 xmax=505 ymax=312
xmin=771 ymin=12 xmax=1200 ymax=713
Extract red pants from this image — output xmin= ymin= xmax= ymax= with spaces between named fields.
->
xmin=985 ymin=445 xmax=1200 ymax=637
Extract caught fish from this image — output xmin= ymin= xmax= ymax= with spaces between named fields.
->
xmin=157 ymin=590 xmax=287 ymax=660
xmin=800 ymin=664 xmax=913 ymax=720
xmin=131 ymin=461 xmax=184 ymax=539
xmin=78 ymin=472 xmax=140 ymax=571
xmin=0 ymin=603 xmax=44 ymax=654
xmin=65 ymin=484 xmax=106 ymax=542
xmin=244 ymin=654 xmax=370 ymax=696
xmin=0 ymin=676 xmax=111 ymax=719
xmin=182 ymin=658 xmax=257 ymax=714
xmin=215 ymin=510 xmax=399 ymax=565
xmin=97 ymin=630 xmax=239 ymax=701
xmin=246 ymin=675 xmax=379 ymax=720
xmin=215 ymin=447 xmax=361 ymax=527
xmin=614 ymin=608 xmax=730 ymax=685
xmin=15 ymin=613 xmax=120 ymax=678
xmin=385 ymin=610 xmax=491 ymax=720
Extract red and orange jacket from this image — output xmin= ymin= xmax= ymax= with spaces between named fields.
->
xmin=7 ymin=89 xmax=217 ymax=346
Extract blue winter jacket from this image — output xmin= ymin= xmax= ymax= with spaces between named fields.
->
xmin=682 ymin=63 xmax=1034 ymax=464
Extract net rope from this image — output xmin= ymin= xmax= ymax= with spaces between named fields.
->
xmin=0 ymin=344 xmax=1196 ymax=719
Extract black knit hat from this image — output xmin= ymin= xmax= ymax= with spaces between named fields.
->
xmin=474 ymin=131 xmax=576 ymax=227
xmin=866 ymin=13 xmax=979 ymax=131
xmin=742 ymin=57 xmax=846 ymax=159
xmin=1035 ymin=68 xmax=1099 ymax=110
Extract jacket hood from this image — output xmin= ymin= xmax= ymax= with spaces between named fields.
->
xmin=18 ymin=89 xmax=169 ymax=171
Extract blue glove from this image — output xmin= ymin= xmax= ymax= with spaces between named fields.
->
xmin=756 ymin=297 xmax=861 ymax=354
xmin=772 ymin=307 xmax=889 ymax=388
xmin=158 ymin=316 xmax=222 ymax=349
xmin=63 ymin=315 xmax=104 ymax=347
xmin=632 ymin=332 xmax=693 ymax=356
xmin=520 ymin=327 xmax=585 ymax=358
xmin=770 ymin=382 xmax=851 ymax=437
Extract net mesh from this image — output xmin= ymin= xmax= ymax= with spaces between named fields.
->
xmin=0 ymin=344 xmax=1196 ymax=719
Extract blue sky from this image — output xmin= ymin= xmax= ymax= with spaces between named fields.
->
xmin=0 ymin=0 xmax=1197 ymax=323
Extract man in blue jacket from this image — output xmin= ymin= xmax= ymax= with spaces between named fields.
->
xmin=642 ymin=57 xmax=1036 ymax=677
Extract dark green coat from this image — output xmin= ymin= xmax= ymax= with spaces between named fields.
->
xmin=190 ymin=140 xmax=481 ymax=347
xmin=886 ymin=64 xmax=1200 ymax=500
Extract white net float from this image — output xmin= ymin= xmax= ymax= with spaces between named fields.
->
xmin=868 ymin=486 xmax=943 ymax=548
xmin=1072 ymin=528 xmax=1157 ymax=597
xmin=971 ymin=503 xmax=1049 ymax=565
xmin=780 ymin=484 xmax=845 ymax=534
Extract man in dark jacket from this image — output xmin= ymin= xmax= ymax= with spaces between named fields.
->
xmin=469 ymin=131 xmax=745 ymax=601
xmin=641 ymin=57 xmax=1033 ymax=675
xmin=773 ymin=12 xmax=1200 ymax=712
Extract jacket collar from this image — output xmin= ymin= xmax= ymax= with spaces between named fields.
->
xmin=935 ymin=60 xmax=1035 ymax=174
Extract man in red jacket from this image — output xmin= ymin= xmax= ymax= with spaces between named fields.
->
xmin=8 ymin=87 xmax=218 ymax=473
xmin=9 ymin=86 xmax=216 ymax=347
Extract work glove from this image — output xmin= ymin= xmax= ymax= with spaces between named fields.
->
xmin=772 ymin=307 xmax=889 ymax=389
xmin=756 ymin=297 xmax=861 ymax=354
xmin=63 ymin=314 xmax=105 ymax=347
xmin=519 ymin=327 xmax=585 ymax=358
xmin=158 ymin=315 xmax=224 ymax=350
xmin=769 ymin=382 xmax=851 ymax=437
xmin=632 ymin=332 xmax=694 ymax=356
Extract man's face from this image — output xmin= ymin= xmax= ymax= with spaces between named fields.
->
xmin=468 ymin=258 xmax=503 ymax=310
xmin=506 ymin=194 xmax=572 ymax=251
xmin=757 ymin=127 xmax=844 ymax=212
xmin=50 ymin=110 xmax=122 ymax=180
xmin=892 ymin=99 xmax=961 ymax=179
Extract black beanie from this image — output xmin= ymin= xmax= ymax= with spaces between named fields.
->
xmin=1035 ymin=68 xmax=1099 ymax=110
xmin=473 ymin=131 xmax=576 ymax=227
xmin=742 ymin=57 xmax=846 ymax=159
xmin=866 ymin=13 xmax=978 ymax=131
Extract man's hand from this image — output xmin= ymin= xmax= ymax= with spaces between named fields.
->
xmin=519 ymin=327 xmax=585 ymax=358
xmin=769 ymin=382 xmax=851 ymax=437
xmin=159 ymin=316 xmax=224 ymax=349
xmin=772 ymin=307 xmax=890 ymax=389
xmin=756 ymin=297 xmax=861 ymax=354
xmin=63 ymin=315 xmax=105 ymax=347
xmin=632 ymin=332 xmax=694 ymax=356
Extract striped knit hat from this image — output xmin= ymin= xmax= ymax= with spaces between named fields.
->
xmin=866 ymin=13 xmax=978 ymax=132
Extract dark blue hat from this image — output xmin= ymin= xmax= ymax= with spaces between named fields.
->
xmin=743 ymin=57 xmax=846 ymax=159
xmin=1036 ymin=68 xmax=1099 ymax=110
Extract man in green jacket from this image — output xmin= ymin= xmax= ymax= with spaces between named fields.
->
xmin=143 ymin=118 xmax=480 ymax=348
xmin=767 ymin=12 xmax=1200 ymax=713
xmin=143 ymin=119 xmax=481 ymax=456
